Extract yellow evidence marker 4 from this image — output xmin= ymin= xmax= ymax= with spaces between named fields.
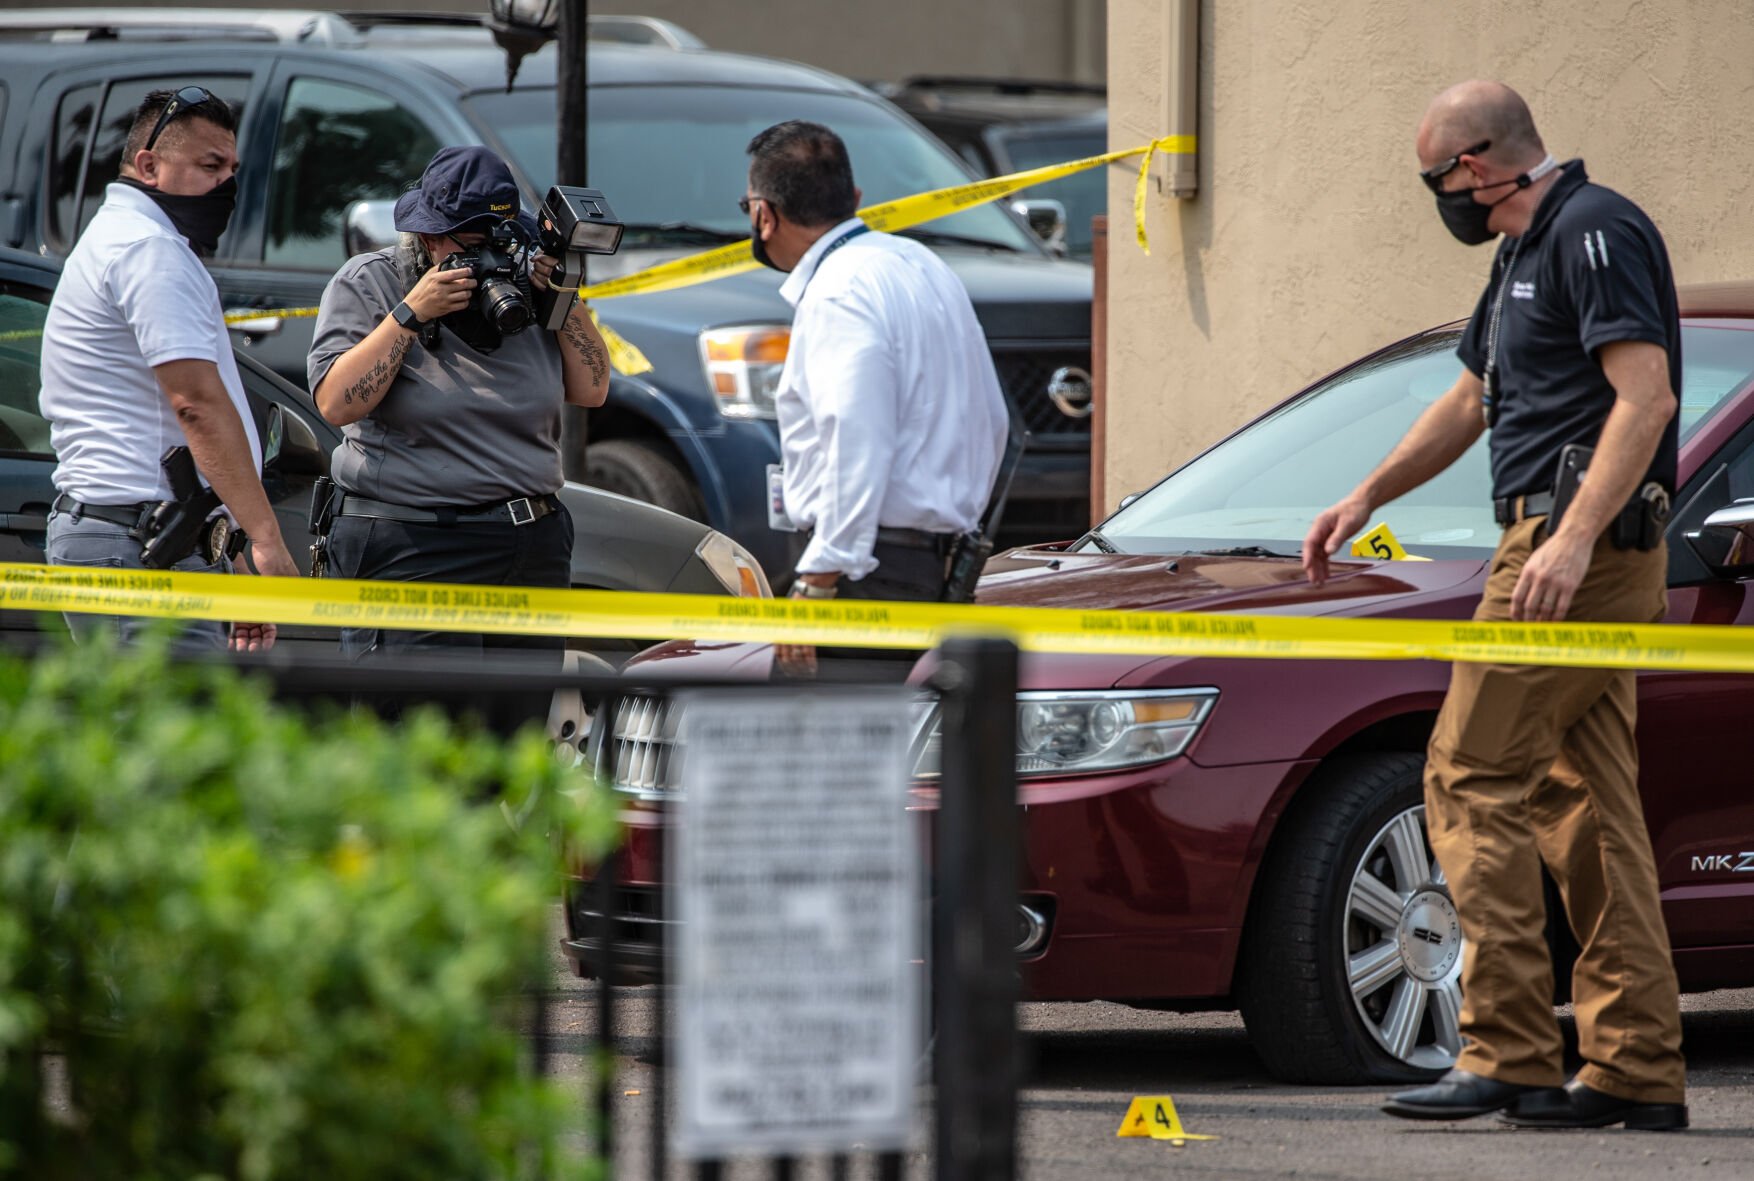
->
xmin=1115 ymin=1095 xmax=1217 ymax=1143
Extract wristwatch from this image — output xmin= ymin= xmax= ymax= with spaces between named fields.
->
xmin=789 ymin=578 xmax=839 ymax=600
xmin=391 ymin=301 xmax=426 ymax=331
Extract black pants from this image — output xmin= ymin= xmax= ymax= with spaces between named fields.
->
xmin=326 ymin=504 xmax=574 ymax=728
xmin=810 ymin=539 xmax=948 ymax=679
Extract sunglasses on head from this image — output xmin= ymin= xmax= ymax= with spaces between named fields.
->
xmin=1420 ymin=139 xmax=1491 ymax=193
xmin=144 ymin=86 xmax=217 ymax=154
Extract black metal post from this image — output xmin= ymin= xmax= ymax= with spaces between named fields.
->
xmin=595 ymin=844 xmax=618 ymax=1169
xmin=556 ymin=0 xmax=590 ymax=469
xmin=555 ymin=0 xmax=588 ymax=189
xmin=931 ymin=638 xmax=1020 ymax=1181
xmin=651 ymin=899 xmax=667 ymax=1181
xmin=593 ymin=692 xmax=618 ymax=1175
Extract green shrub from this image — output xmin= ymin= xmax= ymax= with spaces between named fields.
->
xmin=0 ymin=634 xmax=615 ymax=1181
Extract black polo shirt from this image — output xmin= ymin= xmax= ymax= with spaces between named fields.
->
xmin=1457 ymin=161 xmax=1680 ymax=500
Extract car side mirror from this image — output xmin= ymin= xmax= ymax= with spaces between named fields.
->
xmin=269 ymin=405 xmax=327 ymax=476
xmin=1684 ymin=498 xmax=1754 ymax=579
xmin=343 ymin=199 xmax=400 ymax=257
xmin=1010 ymin=198 xmax=1068 ymax=255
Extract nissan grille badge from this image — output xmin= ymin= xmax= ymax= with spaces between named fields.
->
xmin=1047 ymin=366 xmax=1094 ymax=419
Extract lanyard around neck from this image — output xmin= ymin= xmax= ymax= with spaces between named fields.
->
xmin=801 ymin=224 xmax=870 ymax=293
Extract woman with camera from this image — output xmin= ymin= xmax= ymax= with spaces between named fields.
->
xmin=307 ymin=145 xmax=611 ymax=662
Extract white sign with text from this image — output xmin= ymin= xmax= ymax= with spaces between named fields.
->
xmin=671 ymin=689 xmax=921 ymax=1159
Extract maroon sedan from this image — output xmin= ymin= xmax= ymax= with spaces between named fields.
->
xmin=570 ymin=282 xmax=1754 ymax=1084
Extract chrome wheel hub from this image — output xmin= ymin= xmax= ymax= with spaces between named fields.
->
xmin=1343 ymin=805 xmax=1464 ymax=1070
xmin=1397 ymin=890 xmax=1461 ymax=983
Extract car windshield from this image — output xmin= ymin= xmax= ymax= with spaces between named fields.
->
xmin=465 ymin=85 xmax=1036 ymax=252
xmin=1093 ymin=324 xmax=1754 ymax=560
xmin=998 ymin=126 xmax=1106 ymax=258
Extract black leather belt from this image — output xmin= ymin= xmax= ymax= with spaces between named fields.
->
xmin=875 ymin=526 xmax=957 ymax=557
xmin=52 ymin=493 xmax=150 ymax=530
xmin=1493 ymin=490 xmax=1556 ymax=527
xmin=335 ymin=493 xmax=559 ymax=527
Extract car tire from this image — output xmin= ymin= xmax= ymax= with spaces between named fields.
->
xmin=585 ymin=439 xmax=705 ymax=522
xmin=1236 ymin=752 xmax=1463 ymax=1085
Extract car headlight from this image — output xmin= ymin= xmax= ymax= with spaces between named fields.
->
xmin=910 ymin=689 xmax=1218 ymax=779
xmin=694 ymin=531 xmax=772 ymax=597
xmin=699 ymin=325 xmax=789 ymax=419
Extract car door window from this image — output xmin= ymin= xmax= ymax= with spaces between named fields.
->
xmin=264 ymin=78 xmax=439 ymax=271
xmin=47 ymin=83 xmax=101 ymax=248
xmin=0 ymin=283 xmax=51 ymax=456
xmin=56 ymin=76 xmax=251 ymax=249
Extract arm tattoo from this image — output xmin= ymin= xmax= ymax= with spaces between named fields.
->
xmin=343 ymin=331 xmax=413 ymax=406
xmin=560 ymin=312 xmax=610 ymax=388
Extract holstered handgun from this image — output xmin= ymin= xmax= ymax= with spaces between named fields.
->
xmin=1549 ymin=444 xmax=1670 ymax=552
xmin=136 ymin=446 xmax=227 ymax=568
xmin=307 ymin=475 xmax=337 ymax=578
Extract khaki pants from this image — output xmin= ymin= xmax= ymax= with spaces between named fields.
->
xmin=1424 ymin=516 xmax=1685 ymax=1103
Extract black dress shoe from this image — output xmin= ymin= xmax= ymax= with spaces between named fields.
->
xmin=1382 ymin=1069 xmax=1542 ymax=1121
xmin=1500 ymin=1079 xmax=1688 ymax=1130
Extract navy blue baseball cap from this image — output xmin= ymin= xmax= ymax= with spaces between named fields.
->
xmin=393 ymin=146 xmax=521 ymax=236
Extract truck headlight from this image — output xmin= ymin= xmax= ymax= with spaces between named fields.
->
xmin=694 ymin=531 xmax=772 ymax=597
xmin=910 ymin=689 xmax=1218 ymax=779
xmin=699 ymin=325 xmax=789 ymax=419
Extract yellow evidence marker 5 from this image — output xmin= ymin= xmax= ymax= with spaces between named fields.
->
xmin=1349 ymin=521 xmax=1430 ymax=562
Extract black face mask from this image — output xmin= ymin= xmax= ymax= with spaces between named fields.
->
xmin=1432 ymin=155 xmax=1559 ymax=246
xmin=120 ymin=175 xmax=237 ymax=257
xmin=749 ymin=213 xmax=786 ymax=273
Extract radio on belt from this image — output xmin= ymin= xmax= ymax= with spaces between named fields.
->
xmin=536 ymin=185 xmax=624 ymax=330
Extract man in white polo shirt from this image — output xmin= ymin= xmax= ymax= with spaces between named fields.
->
xmin=39 ymin=86 xmax=298 ymax=650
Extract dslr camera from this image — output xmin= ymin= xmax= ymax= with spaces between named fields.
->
xmin=534 ymin=186 xmax=624 ymax=330
xmin=436 ymin=219 xmax=536 ymax=336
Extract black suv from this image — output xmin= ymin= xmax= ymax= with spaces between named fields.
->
xmin=0 ymin=10 xmax=1096 ymax=578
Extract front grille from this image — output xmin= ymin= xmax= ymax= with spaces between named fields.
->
xmin=589 ymin=691 xmax=940 ymax=798
xmin=597 ymin=694 xmax=683 ymax=798
xmin=991 ymin=345 xmax=1094 ymax=438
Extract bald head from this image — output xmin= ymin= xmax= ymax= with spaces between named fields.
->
xmin=1418 ymin=81 xmax=1545 ymax=169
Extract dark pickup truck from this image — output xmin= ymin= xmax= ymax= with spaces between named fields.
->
xmin=0 ymin=9 xmax=1096 ymax=579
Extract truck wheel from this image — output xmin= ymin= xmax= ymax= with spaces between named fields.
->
xmin=1236 ymin=752 xmax=1462 ymax=1084
xmin=584 ymin=439 xmax=706 ymax=522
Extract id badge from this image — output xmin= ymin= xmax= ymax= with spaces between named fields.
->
xmin=766 ymin=463 xmax=798 ymax=533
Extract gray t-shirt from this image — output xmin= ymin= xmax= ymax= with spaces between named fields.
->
xmin=308 ymin=249 xmax=565 ymax=505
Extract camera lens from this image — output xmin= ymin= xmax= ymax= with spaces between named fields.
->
xmin=477 ymin=278 xmax=531 ymax=334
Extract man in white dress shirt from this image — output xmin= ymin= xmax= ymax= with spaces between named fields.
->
xmin=743 ymin=121 xmax=1008 ymax=674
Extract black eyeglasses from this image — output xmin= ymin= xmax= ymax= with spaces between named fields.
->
xmin=737 ymin=194 xmax=764 ymax=215
xmin=1420 ymin=139 xmax=1491 ymax=193
xmin=143 ymin=86 xmax=217 ymax=154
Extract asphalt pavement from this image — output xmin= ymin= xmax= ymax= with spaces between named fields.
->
xmin=542 ymin=945 xmax=1754 ymax=1180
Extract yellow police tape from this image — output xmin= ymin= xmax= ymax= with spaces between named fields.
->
xmin=571 ymin=135 xmax=1193 ymax=303
xmin=6 ymin=562 xmax=1754 ymax=674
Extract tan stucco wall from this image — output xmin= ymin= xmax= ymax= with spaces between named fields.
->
xmin=1104 ymin=0 xmax=1754 ymax=512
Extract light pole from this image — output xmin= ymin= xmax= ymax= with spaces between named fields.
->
xmin=488 ymin=0 xmax=592 ymax=466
